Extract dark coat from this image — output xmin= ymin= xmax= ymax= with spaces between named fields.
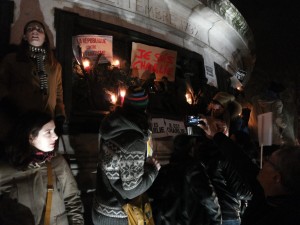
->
xmin=213 ymin=132 xmax=300 ymax=225
xmin=149 ymin=136 xmax=221 ymax=225
xmin=195 ymin=137 xmax=253 ymax=221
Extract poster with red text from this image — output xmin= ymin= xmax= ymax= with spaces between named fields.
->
xmin=72 ymin=35 xmax=113 ymax=66
xmin=131 ymin=42 xmax=177 ymax=81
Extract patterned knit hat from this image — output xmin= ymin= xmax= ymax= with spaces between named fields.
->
xmin=123 ymin=86 xmax=149 ymax=110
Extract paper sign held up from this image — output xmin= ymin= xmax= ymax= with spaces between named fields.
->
xmin=131 ymin=42 xmax=177 ymax=81
xmin=151 ymin=118 xmax=186 ymax=138
xmin=72 ymin=35 xmax=113 ymax=66
xmin=258 ymin=112 xmax=273 ymax=146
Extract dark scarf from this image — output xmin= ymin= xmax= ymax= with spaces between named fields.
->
xmin=28 ymin=150 xmax=55 ymax=168
xmin=28 ymin=45 xmax=48 ymax=95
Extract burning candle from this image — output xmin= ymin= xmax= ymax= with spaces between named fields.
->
xmin=110 ymin=93 xmax=117 ymax=104
xmin=113 ymin=59 xmax=120 ymax=68
xmin=119 ymin=88 xmax=126 ymax=106
xmin=82 ymin=58 xmax=91 ymax=72
xmin=185 ymin=93 xmax=192 ymax=105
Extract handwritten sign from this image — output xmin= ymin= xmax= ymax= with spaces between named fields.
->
xmin=151 ymin=118 xmax=167 ymax=138
xmin=131 ymin=42 xmax=177 ymax=81
xmin=165 ymin=119 xmax=186 ymax=136
xmin=72 ymin=35 xmax=113 ymax=66
xmin=151 ymin=118 xmax=186 ymax=138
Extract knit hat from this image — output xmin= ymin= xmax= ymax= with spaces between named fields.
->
xmin=212 ymin=92 xmax=242 ymax=118
xmin=123 ymin=86 xmax=149 ymax=110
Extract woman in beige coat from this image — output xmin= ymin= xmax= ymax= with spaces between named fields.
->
xmin=0 ymin=110 xmax=84 ymax=225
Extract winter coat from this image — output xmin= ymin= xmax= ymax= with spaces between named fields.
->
xmin=213 ymin=132 xmax=300 ymax=225
xmin=93 ymin=107 xmax=159 ymax=225
xmin=0 ymin=154 xmax=84 ymax=225
xmin=194 ymin=137 xmax=253 ymax=221
xmin=0 ymin=52 xmax=65 ymax=117
xmin=149 ymin=158 xmax=221 ymax=225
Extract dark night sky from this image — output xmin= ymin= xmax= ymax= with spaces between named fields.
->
xmin=230 ymin=1 xmax=300 ymax=74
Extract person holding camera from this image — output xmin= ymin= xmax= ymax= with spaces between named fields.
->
xmin=199 ymin=117 xmax=300 ymax=225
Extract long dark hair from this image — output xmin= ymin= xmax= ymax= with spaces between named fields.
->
xmin=5 ymin=110 xmax=53 ymax=169
xmin=16 ymin=20 xmax=57 ymax=67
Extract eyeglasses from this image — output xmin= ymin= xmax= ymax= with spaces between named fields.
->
xmin=26 ymin=25 xmax=44 ymax=33
xmin=264 ymin=155 xmax=281 ymax=171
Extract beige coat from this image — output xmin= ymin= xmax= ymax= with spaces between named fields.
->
xmin=0 ymin=53 xmax=65 ymax=117
xmin=0 ymin=155 xmax=84 ymax=225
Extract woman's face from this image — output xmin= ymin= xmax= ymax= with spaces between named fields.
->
xmin=30 ymin=120 xmax=58 ymax=152
xmin=210 ymin=102 xmax=225 ymax=117
xmin=24 ymin=22 xmax=45 ymax=47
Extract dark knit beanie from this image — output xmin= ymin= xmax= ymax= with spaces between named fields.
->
xmin=123 ymin=86 xmax=149 ymax=110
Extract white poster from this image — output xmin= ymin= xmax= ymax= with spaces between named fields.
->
xmin=203 ymin=48 xmax=218 ymax=87
xmin=258 ymin=112 xmax=273 ymax=146
xmin=164 ymin=119 xmax=186 ymax=137
xmin=72 ymin=35 xmax=113 ymax=66
xmin=151 ymin=118 xmax=186 ymax=138
xmin=151 ymin=118 xmax=168 ymax=138
xmin=131 ymin=42 xmax=177 ymax=81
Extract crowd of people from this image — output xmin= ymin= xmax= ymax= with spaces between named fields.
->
xmin=1 ymin=19 xmax=300 ymax=225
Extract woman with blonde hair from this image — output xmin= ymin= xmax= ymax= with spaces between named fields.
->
xmin=208 ymin=92 xmax=245 ymax=138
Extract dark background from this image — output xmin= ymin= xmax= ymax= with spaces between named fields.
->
xmin=230 ymin=0 xmax=300 ymax=140
xmin=230 ymin=0 xmax=299 ymax=78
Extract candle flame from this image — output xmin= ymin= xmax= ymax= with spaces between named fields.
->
xmin=186 ymin=93 xmax=192 ymax=105
xmin=82 ymin=59 xmax=90 ymax=69
xmin=120 ymin=89 xmax=126 ymax=98
xmin=111 ymin=93 xmax=117 ymax=104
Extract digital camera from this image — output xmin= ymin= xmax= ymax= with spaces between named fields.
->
xmin=186 ymin=115 xmax=201 ymax=126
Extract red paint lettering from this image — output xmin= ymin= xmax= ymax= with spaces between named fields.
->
xmin=136 ymin=49 xmax=152 ymax=60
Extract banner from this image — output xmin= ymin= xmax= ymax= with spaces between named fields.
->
xmin=151 ymin=118 xmax=186 ymax=138
xmin=203 ymin=48 xmax=218 ymax=87
xmin=131 ymin=42 xmax=177 ymax=81
xmin=72 ymin=35 xmax=113 ymax=66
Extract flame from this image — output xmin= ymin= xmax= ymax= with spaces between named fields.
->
xmin=185 ymin=93 xmax=192 ymax=105
xmin=111 ymin=93 xmax=117 ymax=104
xmin=113 ymin=59 xmax=120 ymax=68
xmin=120 ymin=89 xmax=126 ymax=98
xmin=82 ymin=59 xmax=90 ymax=69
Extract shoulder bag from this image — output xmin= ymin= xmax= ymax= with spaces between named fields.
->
xmin=44 ymin=161 xmax=53 ymax=225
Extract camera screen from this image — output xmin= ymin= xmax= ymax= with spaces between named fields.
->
xmin=187 ymin=115 xmax=201 ymax=125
